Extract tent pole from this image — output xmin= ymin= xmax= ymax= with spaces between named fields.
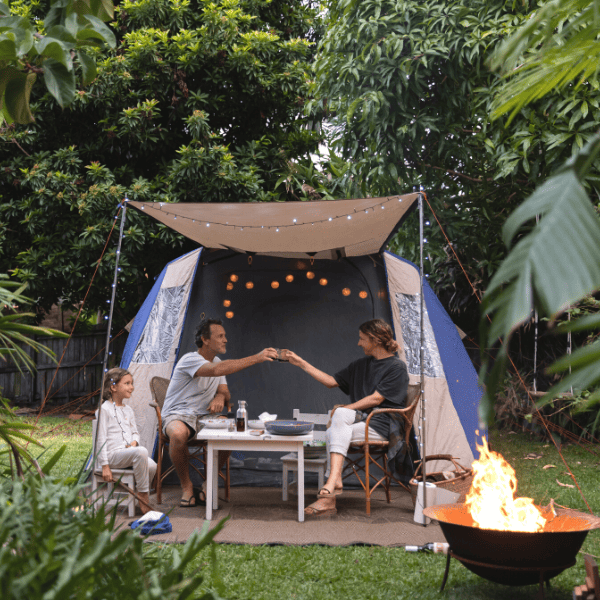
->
xmin=96 ymin=200 xmax=128 ymax=419
xmin=419 ymin=192 xmax=427 ymax=522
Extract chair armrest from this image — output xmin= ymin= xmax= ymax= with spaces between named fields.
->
xmin=364 ymin=402 xmax=419 ymax=445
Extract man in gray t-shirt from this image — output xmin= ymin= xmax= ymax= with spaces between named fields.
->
xmin=163 ymin=318 xmax=277 ymax=508
xmin=162 ymin=352 xmax=227 ymax=423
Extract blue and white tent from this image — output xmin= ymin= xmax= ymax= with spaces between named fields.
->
xmin=120 ymin=194 xmax=481 ymax=482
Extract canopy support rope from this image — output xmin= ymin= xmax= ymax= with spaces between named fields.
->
xmin=33 ymin=205 xmax=123 ymax=425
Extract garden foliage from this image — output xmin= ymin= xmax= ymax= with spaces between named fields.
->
xmin=0 ymin=0 xmax=323 ymax=324
xmin=0 ymin=473 xmax=226 ymax=600
xmin=478 ymin=0 xmax=600 ymax=424
xmin=303 ymin=0 xmax=600 ymax=317
xmin=0 ymin=0 xmax=116 ymax=124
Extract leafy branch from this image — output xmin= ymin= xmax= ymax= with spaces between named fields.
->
xmin=0 ymin=0 xmax=116 ymax=124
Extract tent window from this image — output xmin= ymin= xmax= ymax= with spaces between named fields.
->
xmin=395 ymin=292 xmax=443 ymax=378
xmin=131 ymin=286 xmax=186 ymax=364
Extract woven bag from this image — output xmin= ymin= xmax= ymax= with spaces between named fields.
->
xmin=409 ymin=454 xmax=473 ymax=503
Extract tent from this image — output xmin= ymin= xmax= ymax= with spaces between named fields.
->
xmin=119 ymin=194 xmax=481 ymax=485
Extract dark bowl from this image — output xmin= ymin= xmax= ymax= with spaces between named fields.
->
xmin=424 ymin=504 xmax=593 ymax=586
xmin=264 ymin=420 xmax=314 ymax=436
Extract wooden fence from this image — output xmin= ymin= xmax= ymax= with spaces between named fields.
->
xmin=0 ymin=331 xmax=127 ymax=409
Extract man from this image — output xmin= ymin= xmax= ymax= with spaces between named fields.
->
xmin=162 ymin=318 xmax=277 ymax=507
xmin=285 ymin=318 xmax=408 ymax=516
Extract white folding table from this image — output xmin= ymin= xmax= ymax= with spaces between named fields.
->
xmin=197 ymin=428 xmax=312 ymax=522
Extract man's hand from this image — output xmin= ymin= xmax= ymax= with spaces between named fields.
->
xmin=256 ymin=348 xmax=278 ymax=363
xmin=209 ymin=394 xmax=226 ymax=414
xmin=102 ymin=465 xmax=114 ymax=482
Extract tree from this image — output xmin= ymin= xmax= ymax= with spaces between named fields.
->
xmin=303 ymin=0 xmax=600 ymax=326
xmin=0 ymin=0 xmax=323 ymax=325
xmin=0 ymin=0 xmax=116 ymax=124
xmin=479 ymin=0 xmax=600 ymax=424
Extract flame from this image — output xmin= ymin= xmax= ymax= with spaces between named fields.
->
xmin=465 ymin=436 xmax=547 ymax=533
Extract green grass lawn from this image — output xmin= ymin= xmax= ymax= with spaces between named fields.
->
xmin=8 ymin=417 xmax=600 ymax=599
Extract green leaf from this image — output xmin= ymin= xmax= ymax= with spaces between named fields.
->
xmin=78 ymin=15 xmax=116 ymax=48
xmin=42 ymin=445 xmax=67 ymax=475
xmin=77 ymin=50 xmax=97 ymax=85
xmin=43 ymin=58 xmax=76 ymax=108
xmin=0 ymin=38 xmax=17 ymax=61
xmin=35 ymin=38 xmax=73 ymax=70
xmin=45 ymin=25 xmax=78 ymax=45
xmin=0 ymin=67 xmax=36 ymax=124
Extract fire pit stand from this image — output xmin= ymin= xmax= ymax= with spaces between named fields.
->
xmin=440 ymin=549 xmax=576 ymax=600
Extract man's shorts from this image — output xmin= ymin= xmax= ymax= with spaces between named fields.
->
xmin=162 ymin=414 xmax=212 ymax=439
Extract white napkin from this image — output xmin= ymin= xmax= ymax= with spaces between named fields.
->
xmin=258 ymin=412 xmax=277 ymax=422
xmin=137 ymin=511 xmax=164 ymax=522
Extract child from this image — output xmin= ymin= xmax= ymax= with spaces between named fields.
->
xmin=97 ymin=368 xmax=157 ymax=514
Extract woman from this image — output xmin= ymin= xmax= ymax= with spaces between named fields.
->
xmin=96 ymin=367 xmax=157 ymax=514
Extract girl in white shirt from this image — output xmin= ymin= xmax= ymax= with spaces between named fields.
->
xmin=97 ymin=368 xmax=157 ymax=514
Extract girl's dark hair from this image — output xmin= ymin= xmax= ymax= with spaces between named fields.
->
xmin=195 ymin=318 xmax=223 ymax=348
xmin=359 ymin=319 xmax=399 ymax=354
xmin=103 ymin=367 xmax=132 ymax=401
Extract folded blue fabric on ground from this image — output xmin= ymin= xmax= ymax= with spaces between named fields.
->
xmin=130 ymin=513 xmax=172 ymax=535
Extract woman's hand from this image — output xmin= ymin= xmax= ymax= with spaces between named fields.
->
xmin=102 ymin=465 xmax=114 ymax=482
xmin=283 ymin=350 xmax=303 ymax=367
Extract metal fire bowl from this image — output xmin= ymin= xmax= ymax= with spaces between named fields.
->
xmin=423 ymin=504 xmax=596 ymax=586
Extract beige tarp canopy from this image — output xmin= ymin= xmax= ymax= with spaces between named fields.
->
xmin=127 ymin=194 xmax=418 ymax=259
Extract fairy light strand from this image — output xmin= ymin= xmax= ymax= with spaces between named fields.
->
xmin=128 ymin=196 xmax=407 ymax=230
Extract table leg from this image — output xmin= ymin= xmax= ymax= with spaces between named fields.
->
xmin=212 ymin=448 xmax=219 ymax=511
xmin=298 ymin=442 xmax=304 ymax=522
xmin=206 ymin=442 xmax=214 ymax=520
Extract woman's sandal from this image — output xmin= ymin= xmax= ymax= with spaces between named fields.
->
xmin=317 ymin=486 xmax=343 ymax=498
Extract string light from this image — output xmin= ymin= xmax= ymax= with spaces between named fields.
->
xmin=245 ymin=281 xmax=254 ymax=289
xmin=306 ymin=272 xmax=315 ymax=279
xmin=285 ymin=274 xmax=294 ymax=282
xmin=142 ymin=195 xmax=409 ymax=230
xmin=226 ymin=282 xmax=234 ymax=290
xmin=271 ymin=281 xmax=279 ymax=289
xmin=319 ymin=278 xmax=328 ymax=286
xmin=223 ymin=300 xmax=231 ymax=307
xmin=342 ymin=288 xmax=351 ymax=296
xmin=230 ymin=274 xmax=238 ymax=282
xmin=225 ymin=311 xmax=234 ymax=319
xmin=359 ymin=291 xmax=368 ymax=299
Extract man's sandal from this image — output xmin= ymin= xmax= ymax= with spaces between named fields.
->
xmin=180 ymin=495 xmax=196 ymax=508
xmin=180 ymin=488 xmax=206 ymax=508
xmin=193 ymin=488 xmax=207 ymax=506
xmin=305 ymin=502 xmax=337 ymax=517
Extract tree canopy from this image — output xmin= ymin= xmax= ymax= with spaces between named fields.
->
xmin=301 ymin=0 xmax=600 ymax=323
xmin=0 ymin=0 xmax=323 ymax=325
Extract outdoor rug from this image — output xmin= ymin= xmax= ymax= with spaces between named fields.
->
xmin=113 ymin=485 xmax=446 ymax=546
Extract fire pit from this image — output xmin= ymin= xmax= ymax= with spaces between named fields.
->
xmin=424 ymin=503 xmax=596 ymax=590
xmin=420 ymin=437 xmax=600 ymax=597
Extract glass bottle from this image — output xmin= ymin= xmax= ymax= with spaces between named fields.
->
xmin=236 ymin=400 xmax=248 ymax=432
xmin=405 ymin=542 xmax=449 ymax=555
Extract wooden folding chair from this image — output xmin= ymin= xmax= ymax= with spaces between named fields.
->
xmin=149 ymin=376 xmax=230 ymax=505
xmin=343 ymin=383 xmax=421 ymax=515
